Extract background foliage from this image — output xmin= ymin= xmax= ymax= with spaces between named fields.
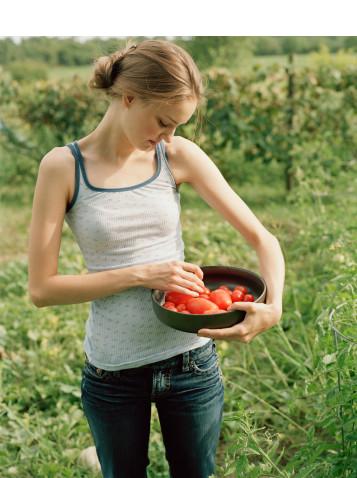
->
xmin=0 ymin=37 xmax=356 ymax=477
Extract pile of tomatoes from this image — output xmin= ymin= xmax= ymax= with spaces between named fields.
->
xmin=163 ymin=284 xmax=255 ymax=315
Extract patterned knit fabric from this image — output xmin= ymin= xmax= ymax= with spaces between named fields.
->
xmin=64 ymin=140 xmax=209 ymax=370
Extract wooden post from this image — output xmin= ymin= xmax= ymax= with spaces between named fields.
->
xmin=285 ymin=52 xmax=295 ymax=191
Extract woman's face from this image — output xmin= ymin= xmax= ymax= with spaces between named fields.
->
xmin=123 ymin=95 xmax=197 ymax=151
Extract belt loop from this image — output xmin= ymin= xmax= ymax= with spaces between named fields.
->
xmin=182 ymin=351 xmax=190 ymax=372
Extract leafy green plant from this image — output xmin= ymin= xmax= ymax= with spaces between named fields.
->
xmin=5 ymin=59 xmax=49 ymax=83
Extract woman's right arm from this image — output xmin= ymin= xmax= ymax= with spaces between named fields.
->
xmin=28 ymin=149 xmax=205 ymax=308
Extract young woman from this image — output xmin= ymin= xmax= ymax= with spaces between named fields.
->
xmin=28 ymin=39 xmax=285 ymax=478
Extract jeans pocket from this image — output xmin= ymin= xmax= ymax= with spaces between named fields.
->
xmin=83 ymin=361 xmax=111 ymax=381
xmin=190 ymin=344 xmax=219 ymax=375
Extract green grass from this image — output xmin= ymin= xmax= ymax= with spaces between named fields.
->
xmin=46 ymin=55 xmax=311 ymax=83
xmin=46 ymin=51 xmax=357 ymax=83
xmin=47 ymin=65 xmax=93 ymax=82
xmin=1 ymin=166 xmax=356 ymax=476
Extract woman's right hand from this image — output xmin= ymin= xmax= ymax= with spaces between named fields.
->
xmin=140 ymin=260 xmax=205 ymax=297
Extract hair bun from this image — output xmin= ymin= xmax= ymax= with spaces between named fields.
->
xmin=89 ymin=43 xmax=137 ymax=91
xmin=88 ymin=39 xmax=204 ymax=108
xmin=112 ymin=44 xmax=137 ymax=63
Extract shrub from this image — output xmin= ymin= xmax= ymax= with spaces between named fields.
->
xmin=5 ymin=59 xmax=49 ymax=83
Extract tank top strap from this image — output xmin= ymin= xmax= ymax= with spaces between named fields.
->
xmin=68 ymin=141 xmax=87 ymax=177
xmin=157 ymin=140 xmax=179 ymax=191
xmin=65 ymin=142 xmax=81 ymax=213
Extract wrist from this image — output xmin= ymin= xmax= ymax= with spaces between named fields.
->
xmin=267 ymin=302 xmax=283 ymax=320
xmin=132 ymin=264 xmax=150 ymax=287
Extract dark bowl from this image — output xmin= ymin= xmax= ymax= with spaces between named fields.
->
xmin=151 ymin=265 xmax=267 ymax=334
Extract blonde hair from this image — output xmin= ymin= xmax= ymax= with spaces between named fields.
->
xmin=88 ymin=39 xmax=206 ymax=137
xmin=89 ymin=38 xmax=205 ymax=104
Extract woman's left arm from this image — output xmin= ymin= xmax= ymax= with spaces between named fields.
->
xmin=171 ymin=136 xmax=285 ymax=343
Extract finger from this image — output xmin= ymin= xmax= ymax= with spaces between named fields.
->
xmin=178 ymin=277 xmax=204 ymax=294
xmin=243 ymin=334 xmax=256 ymax=343
xmin=228 ymin=301 xmax=255 ymax=313
xmin=181 ymin=271 xmax=205 ymax=289
xmin=173 ymin=285 xmax=200 ymax=297
xmin=198 ymin=319 xmax=250 ymax=338
xmin=197 ymin=329 xmax=249 ymax=342
xmin=197 ymin=328 xmax=228 ymax=339
xmin=198 ymin=322 xmax=250 ymax=337
xmin=181 ymin=262 xmax=204 ymax=281
xmin=231 ymin=322 xmax=250 ymax=336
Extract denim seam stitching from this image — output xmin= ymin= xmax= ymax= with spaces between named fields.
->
xmin=191 ymin=357 xmax=219 ymax=374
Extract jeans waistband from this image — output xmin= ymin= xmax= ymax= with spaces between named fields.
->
xmin=84 ymin=339 xmax=214 ymax=374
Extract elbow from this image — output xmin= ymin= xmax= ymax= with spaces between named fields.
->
xmin=29 ymin=287 xmax=46 ymax=308
xmin=30 ymin=293 xmax=44 ymax=308
xmin=255 ymin=231 xmax=280 ymax=249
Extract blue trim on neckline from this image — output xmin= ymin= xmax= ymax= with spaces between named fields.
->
xmin=65 ymin=143 xmax=80 ymax=213
xmin=72 ymin=140 xmax=161 ymax=192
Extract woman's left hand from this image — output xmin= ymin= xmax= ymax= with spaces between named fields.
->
xmin=197 ymin=302 xmax=282 ymax=343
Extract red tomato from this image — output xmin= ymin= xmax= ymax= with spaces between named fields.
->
xmin=209 ymin=289 xmax=233 ymax=310
xmin=166 ymin=291 xmax=194 ymax=306
xmin=176 ymin=303 xmax=186 ymax=312
xmin=181 ymin=310 xmax=191 ymax=314
xmin=163 ymin=301 xmax=176 ymax=309
xmin=186 ymin=298 xmax=219 ymax=314
xmin=234 ymin=285 xmax=248 ymax=295
xmin=218 ymin=285 xmax=231 ymax=293
xmin=231 ymin=289 xmax=245 ymax=302
xmin=244 ymin=294 xmax=255 ymax=302
xmin=198 ymin=293 xmax=210 ymax=299
xmin=164 ymin=305 xmax=178 ymax=311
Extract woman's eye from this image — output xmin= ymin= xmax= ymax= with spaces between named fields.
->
xmin=159 ymin=120 xmax=168 ymax=128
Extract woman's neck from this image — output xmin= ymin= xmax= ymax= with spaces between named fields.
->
xmin=81 ymin=101 xmax=139 ymax=165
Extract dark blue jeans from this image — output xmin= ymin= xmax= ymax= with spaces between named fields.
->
xmin=81 ymin=339 xmax=224 ymax=478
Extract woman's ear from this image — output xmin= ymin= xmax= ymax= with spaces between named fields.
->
xmin=123 ymin=95 xmax=135 ymax=107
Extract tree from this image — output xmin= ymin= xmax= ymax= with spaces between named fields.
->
xmin=177 ymin=37 xmax=254 ymax=71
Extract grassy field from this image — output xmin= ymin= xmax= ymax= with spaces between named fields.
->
xmin=47 ymin=57 xmax=301 ymax=82
xmin=48 ymin=65 xmax=93 ymax=81
xmin=46 ymin=51 xmax=357 ymax=83
xmin=1 ymin=156 xmax=356 ymax=476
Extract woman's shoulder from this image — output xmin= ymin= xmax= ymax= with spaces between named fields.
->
xmin=40 ymin=145 xmax=75 ymax=169
xmin=163 ymin=136 xmax=200 ymax=185
xmin=39 ymin=145 xmax=76 ymax=206
xmin=165 ymin=135 xmax=201 ymax=161
xmin=165 ymin=135 xmax=193 ymax=153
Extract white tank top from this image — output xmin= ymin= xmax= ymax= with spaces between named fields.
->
xmin=64 ymin=139 xmax=209 ymax=371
